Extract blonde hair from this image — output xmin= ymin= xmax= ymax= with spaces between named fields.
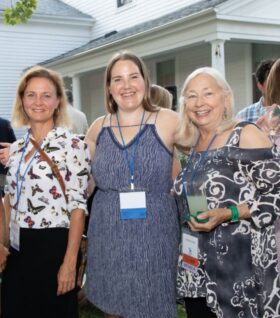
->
xmin=104 ymin=50 xmax=158 ymax=114
xmin=150 ymin=84 xmax=173 ymax=109
xmin=11 ymin=65 xmax=70 ymax=128
xmin=176 ymin=67 xmax=237 ymax=149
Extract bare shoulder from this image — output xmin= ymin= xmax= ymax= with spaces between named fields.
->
xmin=85 ymin=116 xmax=106 ymax=144
xmin=85 ymin=115 xmax=106 ymax=157
xmin=155 ymin=109 xmax=179 ymax=150
xmin=157 ymin=108 xmax=179 ymax=127
xmin=240 ymin=124 xmax=272 ymax=148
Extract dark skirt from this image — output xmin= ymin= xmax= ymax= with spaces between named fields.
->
xmin=1 ymin=227 xmax=79 ymax=318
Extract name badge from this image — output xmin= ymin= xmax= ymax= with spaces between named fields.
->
xmin=181 ymin=228 xmax=199 ymax=272
xmin=119 ymin=191 xmax=147 ymax=220
xmin=10 ymin=219 xmax=20 ymax=251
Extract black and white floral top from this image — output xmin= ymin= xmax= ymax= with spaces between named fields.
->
xmin=174 ymin=122 xmax=280 ymax=318
xmin=6 ymin=127 xmax=91 ymax=229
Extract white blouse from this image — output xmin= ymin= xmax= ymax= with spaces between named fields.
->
xmin=6 ymin=127 xmax=91 ymax=229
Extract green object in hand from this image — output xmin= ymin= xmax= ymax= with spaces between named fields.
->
xmin=193 ymin=211 xmax=209 ymax=223
xmin=183 ymin=211 xmax=209 ymax=224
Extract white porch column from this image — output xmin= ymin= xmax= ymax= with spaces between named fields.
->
xmin=72 ymin=75 xmax=81 ymax=110
xmin=211 ymin=40 xmax=225 ymax=76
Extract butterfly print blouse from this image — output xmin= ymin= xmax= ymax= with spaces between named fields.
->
xmin=6 ymin=127 xmax=91 ymax=229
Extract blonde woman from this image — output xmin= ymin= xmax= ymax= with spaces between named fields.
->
xmin=150 ymin=84 xmax=173 ymax=109
xmin=174 ymin=67 xmax=280 ymax=317
xmin=1 ymin=66 xmax=90 ymax=318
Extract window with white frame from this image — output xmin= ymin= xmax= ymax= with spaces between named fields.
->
xmin=117 ymin=0 xmax=133 ymax=8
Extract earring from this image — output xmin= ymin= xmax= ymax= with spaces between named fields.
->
xmin=223 ymin=107 xmax=228 ymax=120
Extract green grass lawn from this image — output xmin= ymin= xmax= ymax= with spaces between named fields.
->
xmin=79 ymin=302 xmax=186 ymax=318
xmin=79 ymin=302 xmax=102 ymax=318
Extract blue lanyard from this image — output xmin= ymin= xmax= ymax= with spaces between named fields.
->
xmin=116 ymin=111 xmax=145 ymax=190
xmin=14 ymin=133 xmax=41 ymax=210
xmin=182 ymin=134 xmax=217 ymax=195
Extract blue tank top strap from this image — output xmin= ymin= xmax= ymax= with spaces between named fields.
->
xmin=100 ymin=114 xmax=109 ymax=128
xmin=144 ymin=111 xmax=153 ymax=124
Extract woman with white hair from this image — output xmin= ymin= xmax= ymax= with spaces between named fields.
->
xmin=174 ymin=67 xmax=280 ymax=317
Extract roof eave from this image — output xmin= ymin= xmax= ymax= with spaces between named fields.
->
xmin=29 ymin=14 xmax=95 ymax=26
xmin=216 ymin=13 xmax=280 ymax=26
xmin=42 ymin=7 xmax=215 ymax=67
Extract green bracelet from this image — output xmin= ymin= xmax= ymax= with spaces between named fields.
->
xmin=228 ymin=205 xmax=239 ymax=223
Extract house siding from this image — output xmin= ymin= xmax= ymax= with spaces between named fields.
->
xmin=61 ymin=0 xmax=201 ymax=39
xmin=17 ymin=0 xmax=280 ymax=128
xmin=0 ymin=20 xmax=92 ymax=126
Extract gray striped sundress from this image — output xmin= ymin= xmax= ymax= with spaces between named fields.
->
xmin=86 ymin=123 xmax=180 ymax=318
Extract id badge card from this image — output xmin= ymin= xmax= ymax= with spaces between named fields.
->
xmin=181 ymin=228 xmax=199 ymax=272
xmin=119 ymin=191 xmax=147 ymax=220
xmin=10 ymin=219 xmax=20 ymax=251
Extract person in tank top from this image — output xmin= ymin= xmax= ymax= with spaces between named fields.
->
xmin=85 ymin=51 xmax=180 ymax=318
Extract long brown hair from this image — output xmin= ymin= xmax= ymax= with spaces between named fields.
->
xmin=104 ymin=50 xmax=157 ymax=113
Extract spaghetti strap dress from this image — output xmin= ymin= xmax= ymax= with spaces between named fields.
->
xmin=86 ymin=119 xmax=180 ymax=318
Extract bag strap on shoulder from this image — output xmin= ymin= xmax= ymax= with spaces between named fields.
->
xmin=30 ymin=138 xmax=68 ymax=203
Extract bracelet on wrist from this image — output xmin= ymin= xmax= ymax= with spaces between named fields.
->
xmin=228 ymin=205 xmax=239 ymax=223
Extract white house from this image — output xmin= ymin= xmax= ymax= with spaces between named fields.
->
xmin=38 ymin=0 xmax=280 ymax=126
xmin=0 ymin=0 xmax=94 ymax=132
xmin=1 ymin=0 xmax=280 ymax=129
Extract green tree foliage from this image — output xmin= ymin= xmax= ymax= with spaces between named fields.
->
xmin=3 ymin=0 xmax=38 ymax=25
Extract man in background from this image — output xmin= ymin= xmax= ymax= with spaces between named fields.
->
xmin=236 ymin=59 xmax=275 ymax=122
xmin=65 ymin=89 xmax=89 ymax=136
